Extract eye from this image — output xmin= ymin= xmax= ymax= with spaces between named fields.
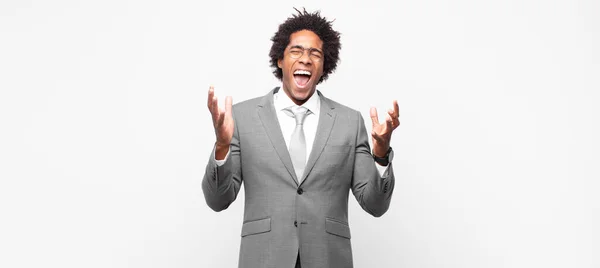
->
xmin=289 ymin=49 xmax=303 ymax=55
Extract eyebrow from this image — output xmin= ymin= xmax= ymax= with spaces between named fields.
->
xmin=289 ymin=45 xmax=323 ymax=54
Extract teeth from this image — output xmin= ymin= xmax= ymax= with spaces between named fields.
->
xmin=294 ymin=70 xmax=311 ymax=76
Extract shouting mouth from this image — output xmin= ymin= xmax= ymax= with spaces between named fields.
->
xmin=293 ymin=69 xmax=312 ymax=88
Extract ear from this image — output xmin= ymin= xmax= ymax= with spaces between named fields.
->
xmin=277 ymin=58 xmax=282 ymax=69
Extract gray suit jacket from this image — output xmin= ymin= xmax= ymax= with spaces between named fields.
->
xmin=202 ymin=88 xmax=395 ymax=268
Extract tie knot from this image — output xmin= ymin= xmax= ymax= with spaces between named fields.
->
xmin=284 ymin=106 xmax=310 ymax=125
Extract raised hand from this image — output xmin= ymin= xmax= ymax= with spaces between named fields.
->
xmin=369 ymin=100 xmax=400 ymax=158
xmin=207 ymin=86 xmax=233 ymax=159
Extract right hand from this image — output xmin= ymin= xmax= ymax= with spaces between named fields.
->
xmin=207 ymin=86 xmax=234 ymax=151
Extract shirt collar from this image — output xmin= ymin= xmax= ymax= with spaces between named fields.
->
xmin=274 ymin=85 xmax=320 ymax=117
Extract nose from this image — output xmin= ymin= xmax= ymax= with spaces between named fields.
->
xmin=298 ymin=51 xmax=312 ymax=64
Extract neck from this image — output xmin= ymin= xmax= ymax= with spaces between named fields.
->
xmin=281 ymin=86 xmax=315 ymax=106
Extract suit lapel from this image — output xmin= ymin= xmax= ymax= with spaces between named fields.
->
xmin=256 ymin=88 xmax=300 ymax=185
xmin=300 ymin=91 xmax=336 ymax=185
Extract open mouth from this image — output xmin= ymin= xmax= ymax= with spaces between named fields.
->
xmin=293 ymin=69 xmax=312 ymax=88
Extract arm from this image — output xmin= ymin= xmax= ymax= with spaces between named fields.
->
xmin=201 ymin=86 xmax=242 ymax=212
xmin=201 ymin=115 xmax=242 ymax=212
xmin=351 ymin=113 xmax=395 ymax=217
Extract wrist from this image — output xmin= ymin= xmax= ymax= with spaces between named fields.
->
xmin=372 ymin=143 xmax=390 ymax=158
xmin=373 ymin=146 xmax=393 ymax=166
xmin=215 ymin=141 xmax=230 ymax=149
xmin=215 ymin=142 xmax=230 ymax=160
xmin=215 ymin=142 xmax=229 ymax=149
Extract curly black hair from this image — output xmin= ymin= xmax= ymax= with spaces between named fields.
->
xmin=269 ymin=8 xmax=341 ymax=84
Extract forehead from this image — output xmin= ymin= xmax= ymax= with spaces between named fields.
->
xmin=288 ymin=30 xmax=323 ymax=49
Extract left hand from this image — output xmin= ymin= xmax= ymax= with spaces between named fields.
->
xmin=369 ymin=100 xmax=400 ymax=158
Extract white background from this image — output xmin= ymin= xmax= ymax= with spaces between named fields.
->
xmin=1 ymin=0 xmax=599 ymax=267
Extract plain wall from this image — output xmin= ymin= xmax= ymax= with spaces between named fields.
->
xmin=1 ymin=0 xmax=598 ymax=267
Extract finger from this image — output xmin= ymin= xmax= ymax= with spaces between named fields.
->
xmin=387 ymin=108 xmax=399 ymax=128
xmin=385 ymin=114 xmax=394 ymax=130
xmin=387 ymin=108 xmax=395 ymax=119
xmin=211 ymin=95 xmax=219 ymax=122
xmin=393 ymin=100 xmax=400 ymax=118
xmin=225 ymin=96 xmax=233 ymax=116
xmin=393 ymin=117 xmax=400 ymax=129
xmin=369 ymin=107 xmax=380 ymax=127
xmin=207 ymin=86 xmax=214 ymax=109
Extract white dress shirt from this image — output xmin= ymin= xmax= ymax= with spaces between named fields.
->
xmin=214 ymin=87 xmax=389 ymax=175
xmin=273 ymin=88 xmax=320 ymax=162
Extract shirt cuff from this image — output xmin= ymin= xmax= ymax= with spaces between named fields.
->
xmin=375 ymin=161 xmax=390 ymax=177
xmin=213 ymin=145 xmax=230 ymax=167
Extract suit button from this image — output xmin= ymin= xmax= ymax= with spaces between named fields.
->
xmin=294 ymin=220 xmax=298 ymax=227
xmin=297 ymin=188 xmax=303 ymax=195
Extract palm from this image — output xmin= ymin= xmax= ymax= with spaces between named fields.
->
xmin=207 ymin=86 xmax=234 ymax=146
xmin=372 ymin=121 xmax=391 ymax=142
xmin=369 ymin=100 xmax=400 ymax=157
xmin=217 ymin=110 xmax=234 ymax=144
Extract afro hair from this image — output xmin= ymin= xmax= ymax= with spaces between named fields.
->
xmin=269 ymin=8 xmax=341 ymax=84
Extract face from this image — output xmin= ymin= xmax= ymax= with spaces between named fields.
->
xmin=277 ymin=30 xmax=324 ymax=105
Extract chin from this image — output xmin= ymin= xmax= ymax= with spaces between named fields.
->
xmin=292 ymin=86 xmax=315 ymax=99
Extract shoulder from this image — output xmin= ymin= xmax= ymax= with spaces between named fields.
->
xmin=320 ymin=94 xmax=362 ymax=120
xmin=232 ymin=96 xmax=262 ymax=112
xmin=231 ymin=88 xmax=275 ymax=113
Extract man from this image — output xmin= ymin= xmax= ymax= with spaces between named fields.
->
xmin=202 ymin=8 xmax=400 ymax=268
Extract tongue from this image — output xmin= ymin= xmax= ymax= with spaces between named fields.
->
xmin=294 ymin=75 xmax=310 ymax=87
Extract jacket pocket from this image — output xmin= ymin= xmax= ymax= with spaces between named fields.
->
xmin=325 ymin=217 xmax=351 ymax=239
xmin=241 ymin=217 xmax=271 ymax=237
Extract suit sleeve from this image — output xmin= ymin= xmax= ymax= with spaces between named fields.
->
xmin=201 ymin=111 xmax=243 ymax=212
xmin=351 ymin=111 xmax=395 ymax=217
